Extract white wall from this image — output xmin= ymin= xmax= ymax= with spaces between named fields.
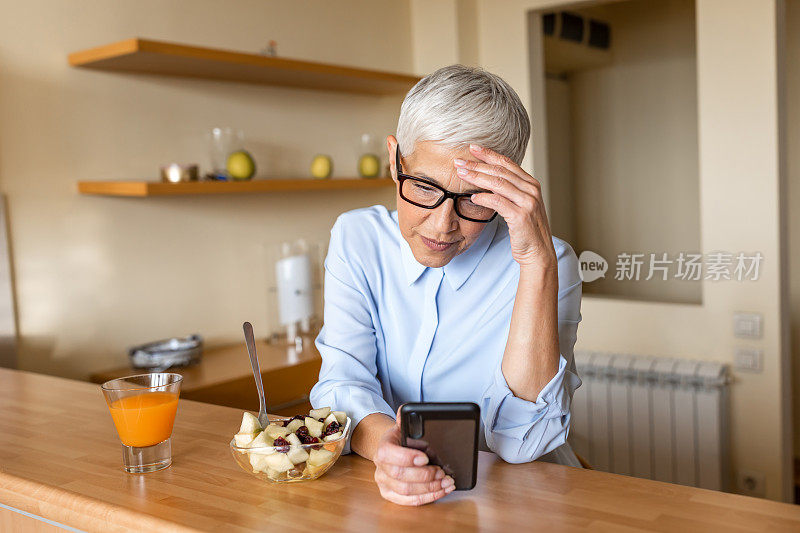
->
xmin=0 ymin=0 xmax=408 ymax=378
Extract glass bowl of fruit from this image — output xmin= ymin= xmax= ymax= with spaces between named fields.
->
xmin=229 ymin=406 xmax=350 ymax=483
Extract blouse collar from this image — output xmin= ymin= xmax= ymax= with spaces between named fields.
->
xmin=393 ymin=211 xmax=500 ymax=291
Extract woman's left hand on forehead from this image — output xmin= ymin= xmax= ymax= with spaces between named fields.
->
xmin=454 ymin=144 xmax=557 ymax=270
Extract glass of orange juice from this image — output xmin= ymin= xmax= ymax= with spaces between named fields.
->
xmin=101 ymin=373 xmax=182 ymax=473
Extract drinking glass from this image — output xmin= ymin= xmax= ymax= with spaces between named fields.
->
xmin=101 ymin=373 xmax=183 ymax=473
xmin=207 ymin=127 xmax=244 ymax=179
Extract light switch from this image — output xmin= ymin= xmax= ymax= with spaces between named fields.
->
xmin=734 ymin=347 xmax=762 ymax=372
xmin=733 ymin=312 xmax=762 ymax=339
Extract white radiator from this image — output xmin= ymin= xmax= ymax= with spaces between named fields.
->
xmin=569 ymin=351 xmax=731 ymax=491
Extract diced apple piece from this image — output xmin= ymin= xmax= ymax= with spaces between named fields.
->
xmin=247 ymin=431 xmax=275 ymax=453
xmin=239 ymin=412 xmax=261 ymax=434
xmin=266 ymin=452 xmax=295 ymax=473
xmin=285 ymin=433 xmax=302 ymax=446
xmin=305 ymin=417 xmax=324 ymax=438
xmin=264 ymin=423 xmax=290 ymax=439
xmin=332 ymin=411 xmax=347 ymax=425
xmin=323 ymin=432 xmax=343 ymax=442
xmin=249 ymin=452 xmax=270 ymax=473
xmin=323 ymin=413 xmax=338 ymax=429
xmin=286 ymin=419 xmax=304 ymax=433
xmin=309 ymin=407 xmax=331 ymax=419
xmin=287 ymin=446 xmax=310 ymax=465
xmin=265 ymin=467 xmax=283 ymax=480
xmin=234 ymin=433 xmax=254 ymax=448
xmin=306 ymin=460 xmax=333 ymax=477
xmin=307 ymin=447 xmax=335 ymax=466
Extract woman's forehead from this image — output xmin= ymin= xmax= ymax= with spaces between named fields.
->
xmin=405 ymin=141 xmax=477 ymax=177
xmin=404 ymin=141 xmax=485 ymax=194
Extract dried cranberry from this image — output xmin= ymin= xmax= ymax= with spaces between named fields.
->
xmin=299 ymin=435 xmax=322 ymax=450
xmin=295 ymin=425 xmax=310 ymax=438
xmin=272 ymin=437 xmax=290 ymax=453
xmin=323 ymin=421 xmax=341 ymax=437
xmin=318 ymin=417 xmax=325 ymax=422
xmin=280 ymin=415 xmax=305 ymax=427
xmin=299 ymin=434 xmax=317 ymax=445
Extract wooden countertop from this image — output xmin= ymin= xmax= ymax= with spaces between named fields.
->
xmin=2 ymin=369 xmax=799 ymax=532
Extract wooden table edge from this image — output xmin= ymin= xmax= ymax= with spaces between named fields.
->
xmin=0 ymin=470 xmax=198 ymax=533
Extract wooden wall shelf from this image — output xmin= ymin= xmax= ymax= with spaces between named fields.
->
xmin=68 ymin=38 xmax=421 ymax=95
xmin=77 ymin=178 xmax=395 ymax=197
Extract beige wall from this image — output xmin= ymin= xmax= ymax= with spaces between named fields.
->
xmin=786 ymin=0 xmax=800 ymax=461
xmin=0 ymin=0 xmax=410 ymax=378
xmin=559 ymin=0 xmax=702 ymax=304
xmin=475 ymin=0 xmax=791 ymax=502
xmin=545 ymin=77 xmax=576 ymax=245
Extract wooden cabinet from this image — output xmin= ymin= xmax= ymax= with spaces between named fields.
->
xmin=90 ymin=335 xmax=321 ymax=416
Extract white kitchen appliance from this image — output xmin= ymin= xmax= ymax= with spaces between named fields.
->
xmin=274 ymin=240 xmax=314 ymax=343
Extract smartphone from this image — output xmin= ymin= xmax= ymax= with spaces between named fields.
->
xmin=399 ymin=402 xmax=480 ymax=490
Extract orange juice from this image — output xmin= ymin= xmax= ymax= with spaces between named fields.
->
xmin=108 ymin=392 xmax=179 ymax=447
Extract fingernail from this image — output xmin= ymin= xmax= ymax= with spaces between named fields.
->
xmin=414 ymin=455 xmax=428 ymax=466
xmin=470 ymin=144 xmax=482 ymax=152
xmin=456 ymin=167 xmax=468 ymax=176
xmin=435 ymin=469 xmax=445 ymax=480
xmin=442 ymin=476 xmax=455 ymax=488
xmin=453 ymin=158 xmax=466 ymax=167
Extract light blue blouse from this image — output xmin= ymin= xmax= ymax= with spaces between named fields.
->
xmin=310 ymin=205 xmax=583 ymax=464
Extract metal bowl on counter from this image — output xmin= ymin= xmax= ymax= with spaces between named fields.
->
xmin=128 ymin=335 xmax=203 ymax=372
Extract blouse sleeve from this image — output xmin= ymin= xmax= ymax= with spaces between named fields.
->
xmin=480 ymin=241 xmax=583 ymax=463
xmin=309 ymin=217 xmax=395 ymax=453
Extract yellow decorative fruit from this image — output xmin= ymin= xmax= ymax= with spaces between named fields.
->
xmin=358 ymin=154 xmax=380 ymax=178
xmin=310 ymin=155 xmax=333 ymax=179
xmin=226 ymin=150 xmax=256 ymax=180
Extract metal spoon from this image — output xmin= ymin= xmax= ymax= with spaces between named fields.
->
xmin=243 ymin=322 xmax=269 ymax=428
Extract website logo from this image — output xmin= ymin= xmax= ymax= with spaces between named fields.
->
xmin=578 ymin=250 xmax=608 ymax=283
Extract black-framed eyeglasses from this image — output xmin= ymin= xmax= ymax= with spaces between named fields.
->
xmin=395 ymin=147 xmax=497 ymax=223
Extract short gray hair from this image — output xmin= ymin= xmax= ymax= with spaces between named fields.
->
xmin=397 ymin=65 xmax=531 ymax=164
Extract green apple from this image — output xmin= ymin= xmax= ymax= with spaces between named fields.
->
xmin=310 ymin=154 xmax=333 ymax=179
xmin=226 ymin=150 xmax=256 ymax=180
xmin=358 ymin=154 xmax=380 ymax=178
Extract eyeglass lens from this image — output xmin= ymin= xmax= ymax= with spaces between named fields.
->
xmin=401 ymin=179 xmax=495 ymax=221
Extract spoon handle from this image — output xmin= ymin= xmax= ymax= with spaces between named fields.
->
xmin=243 ymin=322 xmax=269 ymax=427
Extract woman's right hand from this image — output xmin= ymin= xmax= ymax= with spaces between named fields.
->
xmin=373 ymin=417 xmax=455 ymax=506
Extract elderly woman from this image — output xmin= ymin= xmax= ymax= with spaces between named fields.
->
xmin=310 ymin=65 xmax=582 ymax=506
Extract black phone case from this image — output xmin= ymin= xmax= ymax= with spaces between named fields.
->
xmin=399 ymin=402 xmax=479 ymax=490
